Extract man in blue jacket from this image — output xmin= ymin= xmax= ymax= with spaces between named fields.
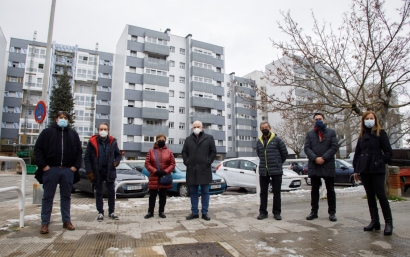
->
xmin=35 ymin=111 xmax=82 ymax=234
xmin=84 ymin=122 xmax=122 ymax=222
xmin=256 ymin=122 xmax=288 ymax=220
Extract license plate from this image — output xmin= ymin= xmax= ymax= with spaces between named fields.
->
xmin=211 ymin=184 xmax=221 ymax=189
xmin=127 ymin=185 xmax=142 ymax=190
xmin=293 ymin=181 xmax=301 ymax=186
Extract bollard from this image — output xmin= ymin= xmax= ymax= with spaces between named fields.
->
xmin=33 ymin=182 xmax=43 ymax=204
xmin=388 ymin=166 xmax=401 ymax=197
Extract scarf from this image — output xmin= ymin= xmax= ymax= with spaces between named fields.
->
xmin=314 ymin=123 xmax=327 ymax=142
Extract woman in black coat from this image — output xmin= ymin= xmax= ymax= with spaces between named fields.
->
xmin=353 ymin=111 xmax=393 ymax=236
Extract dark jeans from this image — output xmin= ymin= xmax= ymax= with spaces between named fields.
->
xmin=259 ymin=174 xmax=282 ymax=215
xmin=190 ymin=184 xmax=210 ymax=215
xmin=41 ymin=167 xmax=74 ymax=224
xmin=148 ymin=188 xmax=168 ymax=213
xmin=361 ymin=173 xmax=391 ymax=212
xmin=311 ymin=176 xmax=336 ymax=214
xmin=95 ymin=166 xmax=115 ymax=215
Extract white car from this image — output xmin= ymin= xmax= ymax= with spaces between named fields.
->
xmin=216 ymin=157 xmax=302 ymax=191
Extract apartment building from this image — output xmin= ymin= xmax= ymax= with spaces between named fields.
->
xmin=0 ymin=37 xmax=114 ymax=148
xmin=0 ymin=27 xmax=7 ymax=140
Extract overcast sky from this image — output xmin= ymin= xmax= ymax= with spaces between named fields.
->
xmin=0 ymin=0 xmax=389 ymax=77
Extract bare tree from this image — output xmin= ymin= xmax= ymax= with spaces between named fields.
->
xmin=242 ymin=0 xmax=410 ymax=130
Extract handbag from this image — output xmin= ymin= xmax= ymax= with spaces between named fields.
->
xmin=153 ymin=149 xmax=173 ymax=186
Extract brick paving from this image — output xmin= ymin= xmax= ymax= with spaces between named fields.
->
xmin=1 ymin=173 xmax=410 ymax=256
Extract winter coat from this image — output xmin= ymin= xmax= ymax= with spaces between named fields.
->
xmin=182 ymin=131 xmax=217 ymax=185
xmin=353 ymin=129 xmax=392 ymax=174
xmin=256 ymin=132 xmax=288 ymax=176
xmin=84 ymin=135 xmax=122 ymax=183
xmin=145 ymin=144 xmax=175 ymax=190
xmin=34 ymin=123 xmax=82 ymax=184
xmin=304 ymin=127 xmax=338 ymax=178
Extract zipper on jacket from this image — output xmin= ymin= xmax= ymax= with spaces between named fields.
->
xmin=61 ymin=127 xmax=64 ymax=166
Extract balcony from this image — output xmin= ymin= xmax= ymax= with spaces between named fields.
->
xmin=142 ymin=125 xmax=169 ymax=137
xmin=203 ymin=129 xmax=225 ymax=141
xmin=144 ymin=57 xmax=169 ymax=71
xmin=144 ymin=42 xmax=170 ymax=56
xmin=141 ymin=107 xmax=169 ymax=120
xmin=191 ymin=97 xmax=215 ymax=109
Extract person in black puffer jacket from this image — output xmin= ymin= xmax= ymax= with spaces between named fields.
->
xmin=353 ymin=110 xmax=393 ymax=236
xmin=304 ymin=113 xmax=338 ymax=222
xmin=256 ymin=122 xmax=288 ymax=221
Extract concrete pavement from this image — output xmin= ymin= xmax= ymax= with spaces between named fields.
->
xmin=1 ymin=172 xmax=410 ymax=256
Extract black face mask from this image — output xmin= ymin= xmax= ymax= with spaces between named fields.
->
xmin=157 ymin=140 xmax=165 ymax=147
xmin=262 ymin=129 xmax=270 ymax=136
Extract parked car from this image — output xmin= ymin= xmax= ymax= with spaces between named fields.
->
xmin=211 ymin=160 xmax=221 ymax=173
xmin=303 ymin=159 xmax=360 ymax=186
xmin=215 ymin=157 xmax=302 ymax=191
xmin=142 ymin=158 xmax=226 ymax=197
xmin=73 ymin=162 xmax=149 ymax=198
xmin=123 ymin=160 xmax=145 ymax=172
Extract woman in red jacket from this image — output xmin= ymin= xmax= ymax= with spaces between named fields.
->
xmin=144 ymin=134 xmax=176 ymax=218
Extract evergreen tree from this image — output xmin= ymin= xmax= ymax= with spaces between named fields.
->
xmin=48 ymin=69 xmax=76 ymax=126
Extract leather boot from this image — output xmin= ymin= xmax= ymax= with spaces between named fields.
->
xmin=364 ymin=208 xmax=380 ymax=231
xmin=40 ymin=224 xmax=49 ymax=234
xmin=382 ymin=207 xmax=393 ymax=236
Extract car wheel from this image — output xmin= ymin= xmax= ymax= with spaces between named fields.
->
xmin=178 ymin=184 xmax=190 ymax=197
xmin=305 ymin=177 xmax=311 ymax=185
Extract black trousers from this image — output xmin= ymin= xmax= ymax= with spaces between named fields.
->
xmin=148 ymin=188 xmax=167 ymax=213
xmin=311 ymin=177 xmax=336 ymax=214
xmin=360 ymin=173 xmax=391 ymax=212
xmin=259 ymin=174 xmax=282 ymax=215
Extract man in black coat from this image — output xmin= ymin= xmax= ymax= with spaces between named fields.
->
xmin=304 ymin=113 xmax=338 ymax=222
xmin=34 ymin=111 xmax=82 ymax=234
xmin=182 ymin=120 xmax=216 ymax=221
xmin=256 ymin=122 xmax=288 ymax=220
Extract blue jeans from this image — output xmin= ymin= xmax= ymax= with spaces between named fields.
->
xmin=41 ymin=167 xmax=74 ymax=224
xmin=189 ymin=184 xmax=210 ymax=215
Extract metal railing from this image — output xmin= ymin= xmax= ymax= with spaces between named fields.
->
xmin=0 ymin=156 xmax=26 ymax=228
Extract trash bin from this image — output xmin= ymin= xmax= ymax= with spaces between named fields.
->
xmin=26 ymin=165 xmax=37 ymax=174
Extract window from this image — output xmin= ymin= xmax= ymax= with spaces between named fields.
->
xmin=127 ymin=136 xmax=134 ymax=142
xmin=216 ymin=54 xmax=221 ymax=59
xmin=130 ymin=51 xmax=137 ymax=57
xmin=240 ymin=160 xmax=257 ymax=171
xmin=38 ymin=63 xmax=44 ymax=69
xmin=228 ymin=114 xmax=231 ymax=119
xmin=129 ymin=83 xmax=135 ymax=89
xmin=228 ymin=125 xmax=231 ymax=130
xmin=169 ymin=90 xmax=174 ymax=97
xmin=218 ymin=125 xmax=222 ymax=131
xmin=168 ymin=138 xmax=174 ymax=144
xmin=218 ymin=140 xmax=223 ymax=146
xmin=144 ymin=136 xmax=155 ymax=142
xmin=227 ymin=103 xmax=231 ymax=108
xmin=169 ymin=75 xmax=174 ymax=82
xmin=179 ymin=107 xmax=185 ymax=114
xmin=225 ymin=160 xmax=239 ymax=168
xmin=169 ymin=106 xmax=174 ymax=113
xmin=179 ymin=62 xmax=185 ymax=69
xmin=128 ymin=118 xmax=134 ymax=124
xmin=217 ymin=110 xmax=222 ymax=116
xmin=179 ymin=123 xmax=185 ymax=129
xmin=169 ymin=60 xmax=175 ymax=67
xmin=131 ymin=36 xmax=137 ymax=41
xmin=217 ymin=96 xmax=222 ymax=101
xmin=179 ymin=92 xmax=185 ymax=99
xmin=216 ymin=68 xmax=221 ymax=73
xmin=179 ymin=77 xmax=185 ymax=83
xmin=129 ymin=66 xmax=136 ymax=73
xmin=179 ymin=138 xmax=185 ymax=144
xmin=170 ymin=46 xmax=175 ymax=52
xmin=169 ymin=122 xmax=174 ymax=128
xmin=228 ymin=147 xmax=233 ymax=152
xmin=228 ymin=136 xmax=232 ymax=141
xmin=180 ymin=48 xmax=185 ymax=55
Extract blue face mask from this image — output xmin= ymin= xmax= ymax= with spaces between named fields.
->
xmin=315 ymin=120 xmax=324 ymax=128
xmin=57 ymin=118 xmax=68 ymax=128
xmin=364 ymin=119 xmax=375 ymax=128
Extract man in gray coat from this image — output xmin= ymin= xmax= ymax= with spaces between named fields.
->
xmin=256 ymin=122 xmax=288 ymax=220
xmin=304 ymin=113 xmax=338 ymax=222
xmin=182 ymin=120 xmax=216 ymax=221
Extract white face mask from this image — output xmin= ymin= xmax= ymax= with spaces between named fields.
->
xmin=193 ymin=128 xmax=202 ymax=135
xmin=364 ymin=120 xmax=375 ymax=128
xmin=99 ymin=131 xmax=108 ymax=137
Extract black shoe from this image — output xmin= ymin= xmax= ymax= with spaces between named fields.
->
xmin=384 ymin=219 xmax=393 ymax=236
xmin=202 ymin=214 xmax=211 ymax=221
xmin=97 ymin=213 xmax=104 ymax=222
xmin=144 ymin=212 xmax=154 ymax=219
xmin=306 ymin=212 xmax=318 ymax=220
xmin=329 ymin=214 xmax=337 ymax=222
xmin=364 ymin=220 xmax=381 ymax=231
xmin=159 ymin=212 xmax=166 ymax=218
xmin=186 ymin=213 xmax=199 ymax=220
xmin=109 ymin=213 xmax=119 ymax=220
xmin=274 ymin=214 xmax=282 ymax=220
xmin=257 ymin=213 xmax=268 ymax=220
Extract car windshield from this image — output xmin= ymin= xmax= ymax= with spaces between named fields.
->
xmin=116 ymin=163 xmax=139 ymax=175
xmin=176 ymin=162 xmax=186 ymax=172
xmin=338 ymin=159 xmax=353 ymax=168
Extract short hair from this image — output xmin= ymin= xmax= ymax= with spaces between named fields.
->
xmin=98 ymin=122 xmax=109 ymax=131
xmin=56 ymin=111 xmax=70 ymax=121
xmin=259 ymin=121 xmax=271 ymax=129
xmin=156 ymin=134 xmax=167 ymax=141
xmin=313 ymin=113 xmax=325 ymax=119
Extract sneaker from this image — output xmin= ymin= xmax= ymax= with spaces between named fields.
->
xmin=109 ymin=213 xmax=119 ymax=220
xmin=97 ymin=213 xmax=104 ymax=222
xmin=329 ymin=213 xmax=337 ymax=222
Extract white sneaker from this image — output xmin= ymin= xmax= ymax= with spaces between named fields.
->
xmin=109 ymin=213 xmax=119 ymax=220
xmin=97 ymin=213 xmax=104 ymax=222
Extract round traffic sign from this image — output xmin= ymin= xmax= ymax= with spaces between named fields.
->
xmin=34 ymin=100 xmax=47 ymax=124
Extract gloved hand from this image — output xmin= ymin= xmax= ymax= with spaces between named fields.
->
xmin=155 ymin=170 xmax=166 ymax=176
xmin=87 ymin=172 xmax=95 ymax=181
xmin=113 ymin=161 xmax=118 ymax=167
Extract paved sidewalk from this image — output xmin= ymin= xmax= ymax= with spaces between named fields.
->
xmin=0 ymin=174 xmax=410 ymax=256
